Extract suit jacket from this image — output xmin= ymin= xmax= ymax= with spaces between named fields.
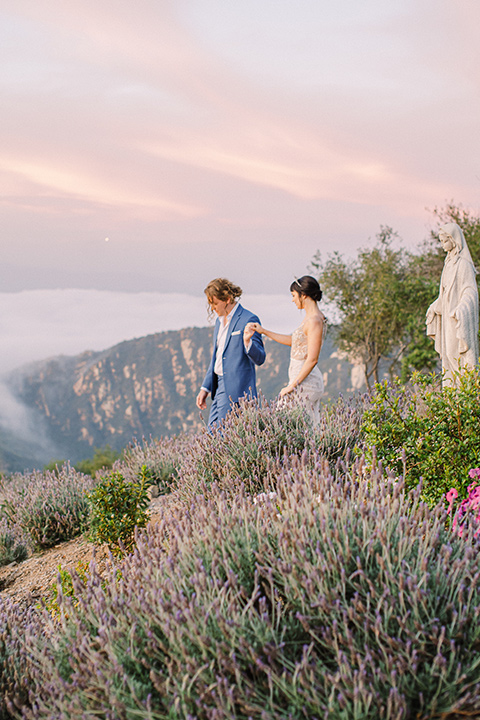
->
xmin=202 ymin=304 xmax=266 ymax=403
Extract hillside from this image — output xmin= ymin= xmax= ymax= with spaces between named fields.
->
xmin=1 ymin=325 xmax=357 ymax=472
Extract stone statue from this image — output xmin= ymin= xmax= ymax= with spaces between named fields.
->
xmin=426 ymin=222 xmax=479 ymax=385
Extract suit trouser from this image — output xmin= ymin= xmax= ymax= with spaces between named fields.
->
xmin=208 ymin=374 xmax=231 ymax=430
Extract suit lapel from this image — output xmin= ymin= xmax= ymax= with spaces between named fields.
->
xmin=223 ymin=303 xmax=242 ymax=353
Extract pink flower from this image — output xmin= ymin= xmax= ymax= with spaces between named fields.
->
xmin=446 ymin=488 xmax=458 ymax=503
xmin=446 ymin=488 xmax=458 ymax=515
xmin=449 ymin=475 xmax=480 ymax=539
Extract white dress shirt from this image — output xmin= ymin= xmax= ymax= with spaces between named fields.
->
xmin=214 ymin=302 xmax=241 ymax=376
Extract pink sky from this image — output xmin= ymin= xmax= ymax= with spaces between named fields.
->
xmin=1 ymin=0 xmax=480 ymax=295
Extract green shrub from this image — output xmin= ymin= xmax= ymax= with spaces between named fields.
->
xmin=361 ymin=367 xmax=480 ymax=505
xmin=87 ymin=466 xmax=150 ymax=556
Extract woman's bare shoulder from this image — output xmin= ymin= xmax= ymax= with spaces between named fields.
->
xmin=304 ymin=313 xmax=325 ymax=333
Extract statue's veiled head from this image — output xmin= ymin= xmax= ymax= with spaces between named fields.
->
xmin=438 ymin=222 xmax=465 ymax=255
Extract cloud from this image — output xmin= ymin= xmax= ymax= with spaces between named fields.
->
xmin=0 ymin=1 xmax=479 ymax=296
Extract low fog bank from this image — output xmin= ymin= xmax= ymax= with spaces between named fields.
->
xmin=0 ymin=380 xmax=60 ymax=473
xmin=0 ymin=289 xmax=304 ymax=374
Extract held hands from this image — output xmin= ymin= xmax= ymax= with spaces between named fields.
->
xmin=244 ymin=322 xmax=262 ymax=343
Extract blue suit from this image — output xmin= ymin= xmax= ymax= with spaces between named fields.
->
xmin=202 ymin=304 xmax=266 ymax=427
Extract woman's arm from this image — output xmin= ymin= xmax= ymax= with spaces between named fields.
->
xmin=245 ymin=322 xmax=292 ymax=347
xmin=280 ymin=317 xmax=324 ymax=396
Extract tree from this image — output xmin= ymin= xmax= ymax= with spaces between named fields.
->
xmin=312 ymin=204 xmax=480 ymax=389
xmin=311 ymin=227 xmax=438 ymax=389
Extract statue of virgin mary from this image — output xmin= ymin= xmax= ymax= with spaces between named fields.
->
xmin=426 ymin=222 xmax=479 ymax=385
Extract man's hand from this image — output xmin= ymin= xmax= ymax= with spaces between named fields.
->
xmin=196 ymin=389 xmax=209 ymax=410
xmin=244 ymin=322 xmax=259 ymax=343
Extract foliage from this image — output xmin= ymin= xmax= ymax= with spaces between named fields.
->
xmin=0 ymin=464 xmax=96 ymax=551
xmin=75 ymin=444 xmax=122 ymax=477
xmin=311 ymin=226 xmax=438 ymax=388
xmin=446 ymin=468 xmax=480 ymax=539
xmin=0 ymin=518 xmax=28 ymax=567
xmin=18 ymin=459 xmax=480 ymax=719
xmin=87 ymin=466 xmax=150 ymax=557
xmin=0 ymin=598 xmax=40 ymax=720
xmin=42 ymin=458 xmax=66 ymax=473
xmin=41 ymin=562 xmax=89 ymax=619
xmin=118 ymin=434 xmax=184 ymax=494
xmin=361 ymin=367 xmax=480 ymax=505
xmin=315 ymin=391 xmax=368 ymax=464
xmin=176 ymin=393 xmax=364 ymax=501
xmin=178 ymin=395 xmax=313 ymax=499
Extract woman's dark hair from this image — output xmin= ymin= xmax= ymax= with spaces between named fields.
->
xmin=290 ymin=275 xmax=322 ymax=302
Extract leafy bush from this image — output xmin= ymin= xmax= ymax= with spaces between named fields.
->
xmin=0 ymin=464 xmax=96 ymax=550
xmin=361 ymin=367 xmax=480 ymax=505
xmin=21 ymin=458 xmax=480 ymax=719
xmin=87 ymin=466 xmax=150 ymax=556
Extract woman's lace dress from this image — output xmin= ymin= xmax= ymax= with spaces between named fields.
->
xmin=288 ymin=323 xmax=324 ymax=424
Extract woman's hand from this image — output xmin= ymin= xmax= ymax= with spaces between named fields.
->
xmin=279 ymin=383 xmax=296 ymax=398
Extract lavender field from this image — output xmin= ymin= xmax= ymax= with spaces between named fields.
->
xmin=1 ymin=380 xmax=480 ymax=720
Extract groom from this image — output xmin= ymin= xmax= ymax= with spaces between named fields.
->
xmin=196 ymin=278 xmax=266 ymax=429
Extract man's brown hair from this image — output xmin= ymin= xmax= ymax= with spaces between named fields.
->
xmin=204 ymin=278 xmax=243 ymax=303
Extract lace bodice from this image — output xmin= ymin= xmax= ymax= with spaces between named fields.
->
xmin=290 ymin=317 xmax=327 ymax=362
xmin=291 ymin=324 xmax=308 ymax=361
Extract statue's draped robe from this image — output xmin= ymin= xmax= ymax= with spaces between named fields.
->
xmin=426 ymin=223 xmax=479 ymax=384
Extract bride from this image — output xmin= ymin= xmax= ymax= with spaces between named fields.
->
xmin=246 ymin=275 xmax=326 ymax=424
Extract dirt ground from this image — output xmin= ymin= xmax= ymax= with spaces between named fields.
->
xmin=0 ymin=494 xmax=170 ymax=606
